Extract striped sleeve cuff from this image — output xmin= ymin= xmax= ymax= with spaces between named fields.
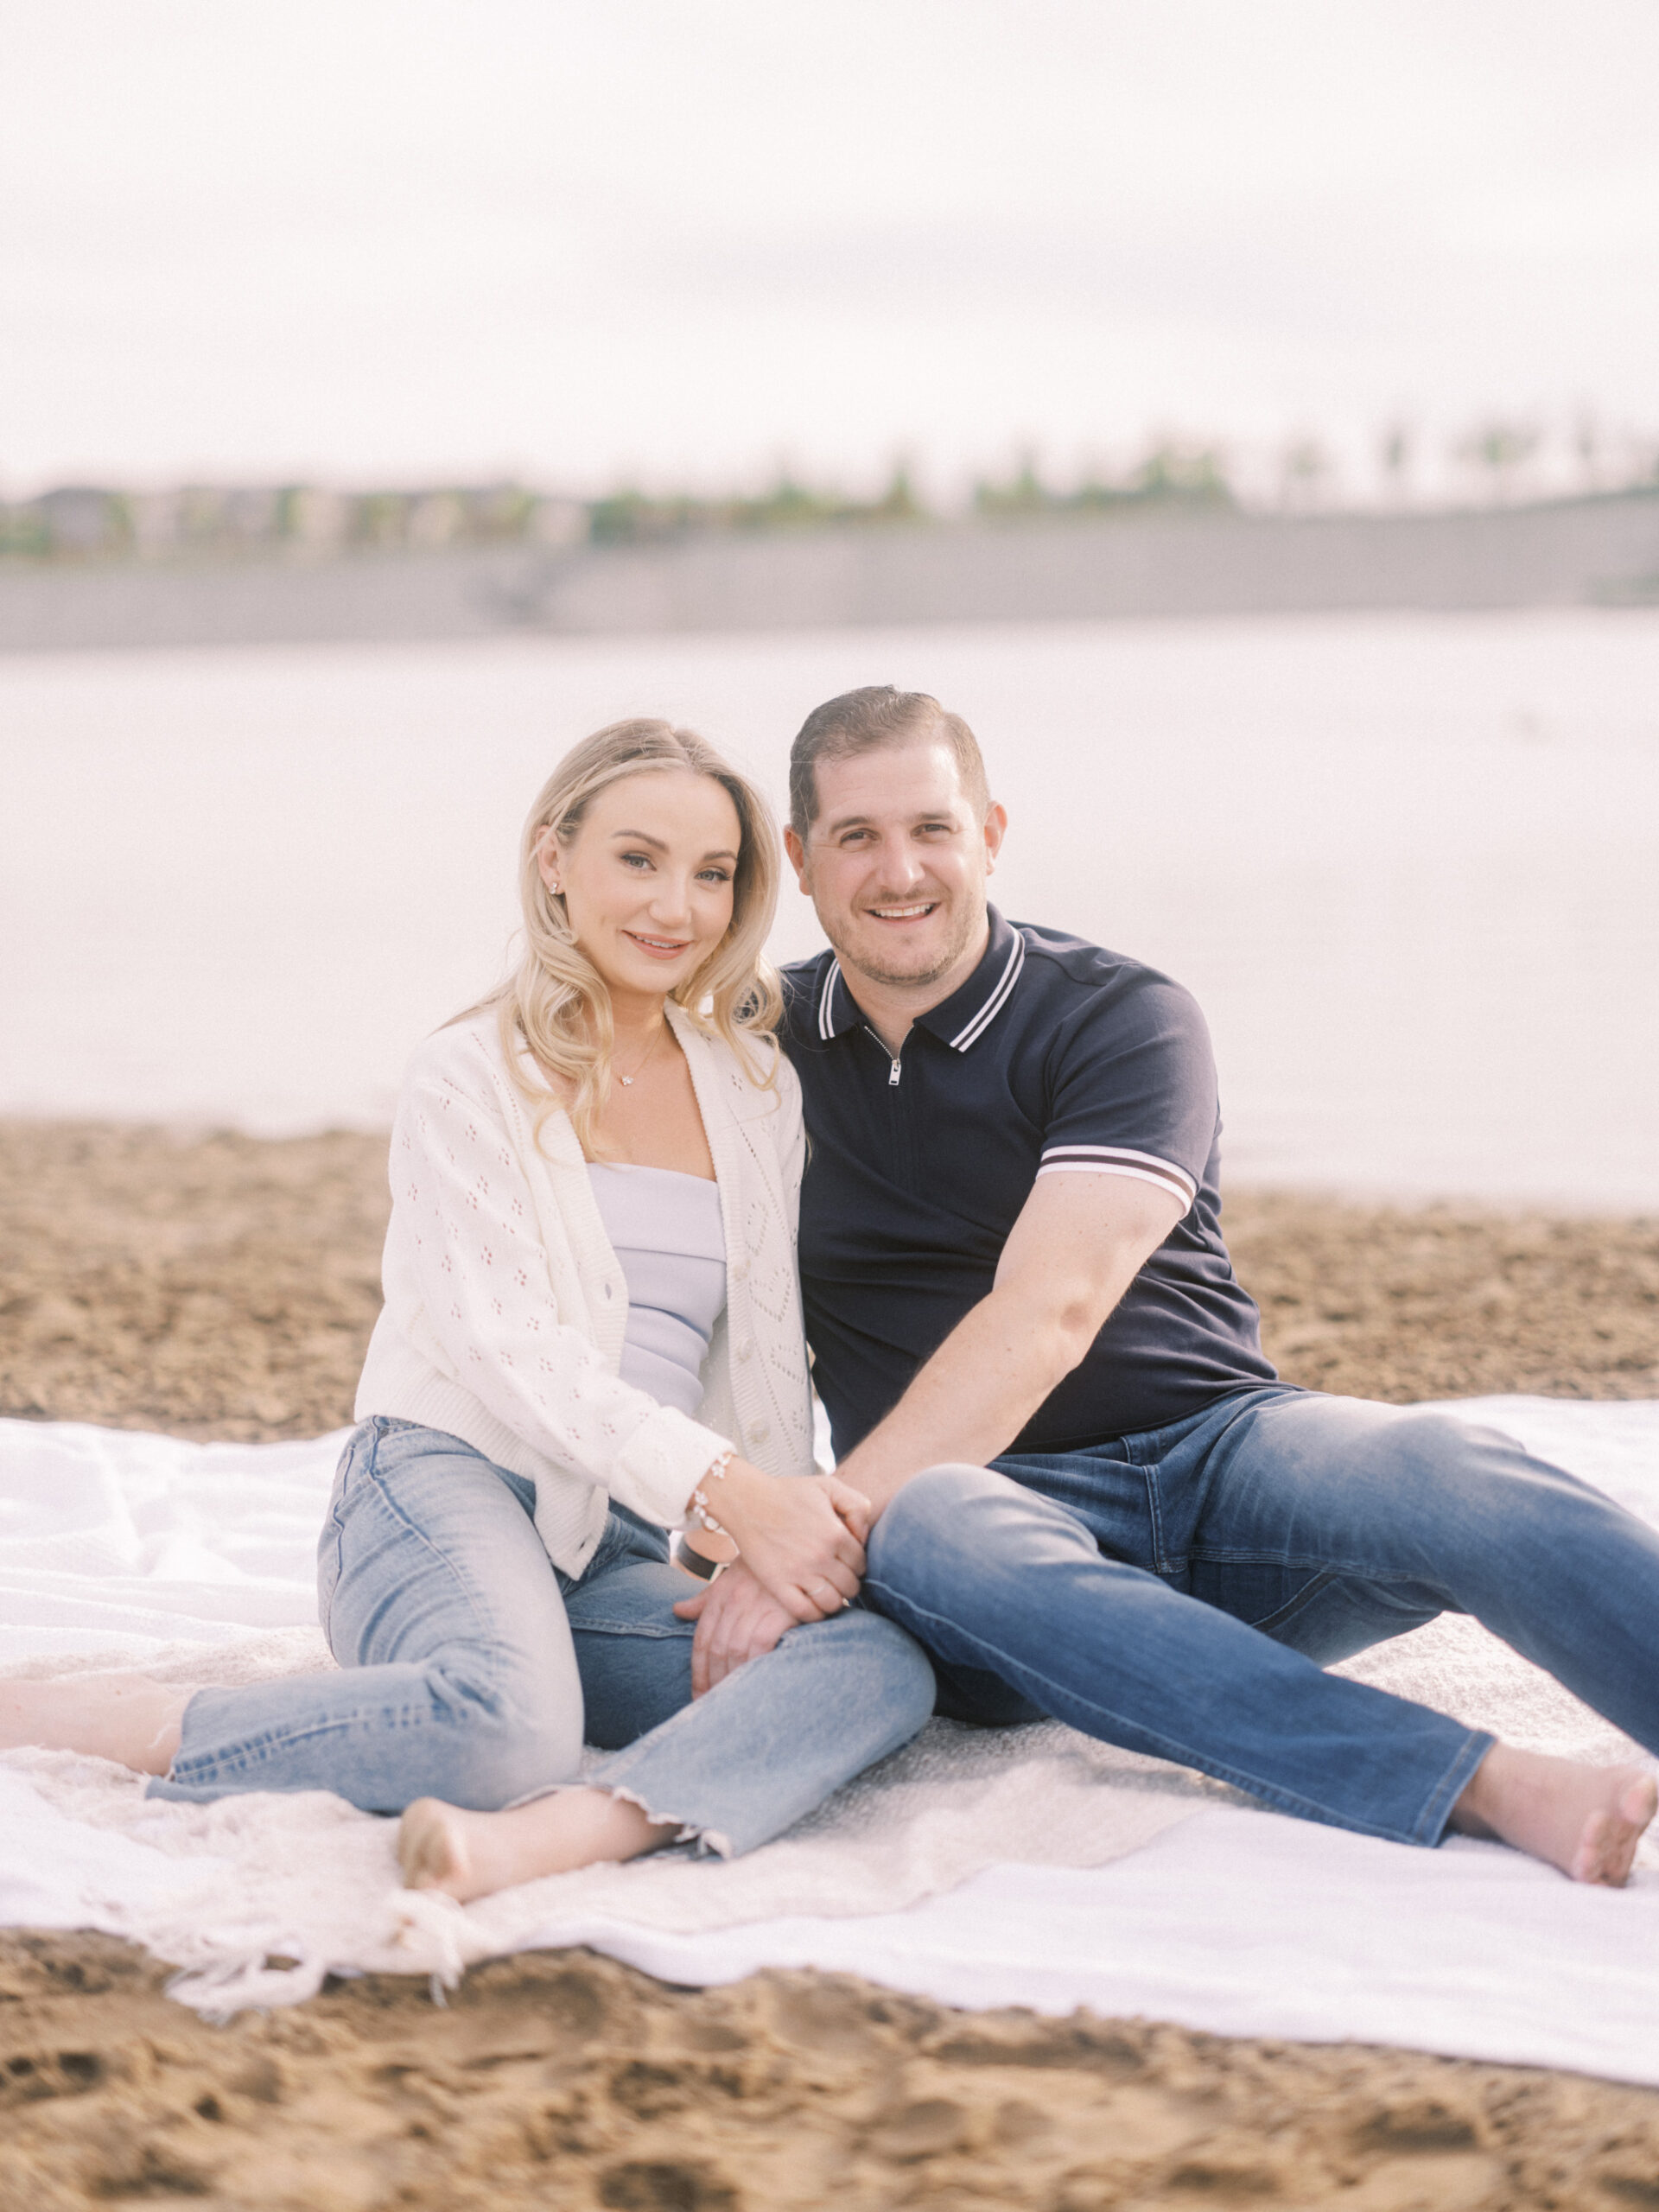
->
xmin=1035 ymin=1145 xmax=1197 ymax=1211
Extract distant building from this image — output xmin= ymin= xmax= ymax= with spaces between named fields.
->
xmin=33 ymin=486 xmax=129 ymax=557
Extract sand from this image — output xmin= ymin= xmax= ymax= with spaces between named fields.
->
xmin=9 ymin=1939 xmax=1659 ymax=2212
xmin=3 ymin=1119 xmax=1658 ymax=2209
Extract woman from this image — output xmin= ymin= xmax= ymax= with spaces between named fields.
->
xmin=3 ymin=719 xmax=936 ymax=1902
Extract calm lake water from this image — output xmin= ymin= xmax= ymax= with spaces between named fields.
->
xmin=3 ymin=612 xmax=1656 ymax=1209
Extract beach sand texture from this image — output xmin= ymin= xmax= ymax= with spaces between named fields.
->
xmin=3 ymin=1120 xmax=1658 ymax=2209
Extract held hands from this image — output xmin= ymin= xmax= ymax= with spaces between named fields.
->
xmin=674 ymin=1562 xmax=796 ymax=1696
xmin=671 ymin=1459 xmax=870 ymax=1698
xmin=686 ymin=1459 xmax=871 ymax=1625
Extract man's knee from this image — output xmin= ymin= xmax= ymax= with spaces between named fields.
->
xmin=1369 ymin=1408 xmax=1567 ymax=1503
xmin=868 ymin=1462 xmax=1008 ymax=1574
xmin=1329 ymin=1406 xmax=1620 ymax=1569
xmin=1389 ymin=1409 xmax=1492 ymax=1459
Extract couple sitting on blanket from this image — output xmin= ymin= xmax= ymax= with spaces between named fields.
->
xmin=11 ymin=689 xmax=1659 ymax=1895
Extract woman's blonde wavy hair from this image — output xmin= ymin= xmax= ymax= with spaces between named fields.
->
xmin=479 ymin=718 xmax=783 ymax=1155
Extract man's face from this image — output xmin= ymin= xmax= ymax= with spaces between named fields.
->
xmin=785 ymin=739 xmax=1007 ymax=992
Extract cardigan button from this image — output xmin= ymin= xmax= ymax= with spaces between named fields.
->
xmin=735 ymin=1338 xmax=754 ymax=1362
xmin=748 ymin=1421 xmax=771 ymax=1446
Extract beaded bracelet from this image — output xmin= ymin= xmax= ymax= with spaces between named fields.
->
xmin=688 ymin=1450 xmax=736 ymax=1549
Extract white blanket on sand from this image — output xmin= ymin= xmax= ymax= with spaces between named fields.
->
xmin=3 ymin=1399 xmax=1658 ymax=2088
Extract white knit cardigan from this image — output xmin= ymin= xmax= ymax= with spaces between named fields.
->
xmin=355 ymin=1002 xmax=817 ymax=1576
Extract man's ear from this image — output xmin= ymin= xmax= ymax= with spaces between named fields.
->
xmin=982 ymin=801 xmax=1008 ymax=875
xmin=783 ymin=824 xmax=811 ymax=892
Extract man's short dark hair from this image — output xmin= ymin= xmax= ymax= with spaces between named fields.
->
xmin=788 ymin=686 xmax=991 ymax=836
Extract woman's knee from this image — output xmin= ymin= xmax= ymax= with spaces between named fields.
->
xmin=418 ymin=1653 xmax=583 ymax=1810
xmin=779 ymin=1609 xmax=937 ymax=1756
xmin=842 ymin=1611 xmax=937 ymax=1728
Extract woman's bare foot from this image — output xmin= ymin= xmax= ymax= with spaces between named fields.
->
xmin=1450 ymin=1744 xmax=1658 ymax=1885
xmin=0 ymin=1673 xmax=192 ymax=1775
xmin=398 ymin=1786 xmax=678 ymax=1904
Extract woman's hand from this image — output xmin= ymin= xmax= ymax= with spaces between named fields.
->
xmin=691 ymin=1459 xmax=870 ymax=1623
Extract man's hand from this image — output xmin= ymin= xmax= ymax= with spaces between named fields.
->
xmin=674 ymin=1560 xmax=798 ymax=1695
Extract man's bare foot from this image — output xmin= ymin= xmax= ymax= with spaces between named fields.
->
xmin=0 ymin=1673 xmax=192 ymax=1775
xmin=398 ymin=1786 xmax=677 ymax=1904
xmin=1450 ymin=1744 xmax=1658 ymax=1885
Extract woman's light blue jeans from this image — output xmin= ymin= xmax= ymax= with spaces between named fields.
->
xmin=151 ymin=1416 xmax=936 ymax=1854
xmin=865 ymin=1387 xmax=1659 ymax=1848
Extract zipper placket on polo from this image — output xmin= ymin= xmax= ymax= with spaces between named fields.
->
xmin=866 ymin=1026 xmax=902 ymax=1087
xmin=866 ymin=1025 xmax=919 ymax=1191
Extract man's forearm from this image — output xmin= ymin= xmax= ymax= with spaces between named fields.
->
xmin=828 ymin=1174 xmax=1184 ymax=1513
xmin=826 ymin=1173 xmax=1183 ymax=1516
xmin=832 ymin=1287 xmax=1084 ymax=1514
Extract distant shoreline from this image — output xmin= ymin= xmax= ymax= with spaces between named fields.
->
xmin=3 ymin=491 xmax=1658 ymax=653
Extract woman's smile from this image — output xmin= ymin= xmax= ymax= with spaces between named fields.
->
xmin=624 ymin=928 xmax=696 ymax=958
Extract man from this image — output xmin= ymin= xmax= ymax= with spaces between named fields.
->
xmin=680 ymin=685 xmax=1658 ymax=1884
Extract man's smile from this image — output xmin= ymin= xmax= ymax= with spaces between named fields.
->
xmin=865 ymin=901 xmax=939 ymax=923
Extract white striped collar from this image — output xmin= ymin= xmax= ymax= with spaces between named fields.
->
xmin=814 ymin=909 xmax=1028 ymax=1056
xmin=944 ymin=929 xmax=1025 ymax=1051
xmin=914 ymin=907 xmax=1027 ymax=1055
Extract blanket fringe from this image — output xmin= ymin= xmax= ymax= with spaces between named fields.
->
xmin=389 ymin=1885 xmax=480 ymax=1990
xmin=167 ymin=1946 xmax=331 ymax=2019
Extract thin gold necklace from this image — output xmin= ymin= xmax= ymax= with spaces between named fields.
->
xmin=613 ymin=1020 xmax=668 ymax=1089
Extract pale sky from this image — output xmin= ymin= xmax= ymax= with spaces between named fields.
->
xmin=4 ymin=0 xmax=1659 ymax=500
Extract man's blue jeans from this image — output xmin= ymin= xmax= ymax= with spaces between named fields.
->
xmin=864 ymin=1386 xmax=1659 ymax=1847
xmin=153 ymin=1417 xmax=936 ymax=1854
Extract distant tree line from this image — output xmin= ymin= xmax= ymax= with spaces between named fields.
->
xmin=0 ymin=480 xmax=584 ymax=564
xmin=971 ymin=442 xmax=1234 ymax=518
xmin=3 ymin=420 xmax=1656 ymax=564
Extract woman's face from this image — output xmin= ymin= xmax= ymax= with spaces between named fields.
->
xmin=539 ymin=768 xmax=743 ymax=1006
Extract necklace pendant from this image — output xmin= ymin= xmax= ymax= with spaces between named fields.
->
xmin=619 ymin=1076 xmax=634 ymax=1087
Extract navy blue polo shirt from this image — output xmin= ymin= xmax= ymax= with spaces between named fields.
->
xmin=781 ymin=906 xmax=1276 ymax=1458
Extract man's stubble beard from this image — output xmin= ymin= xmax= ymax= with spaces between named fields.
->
xmin=832 ymin=895 xmax=986 ymax=994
